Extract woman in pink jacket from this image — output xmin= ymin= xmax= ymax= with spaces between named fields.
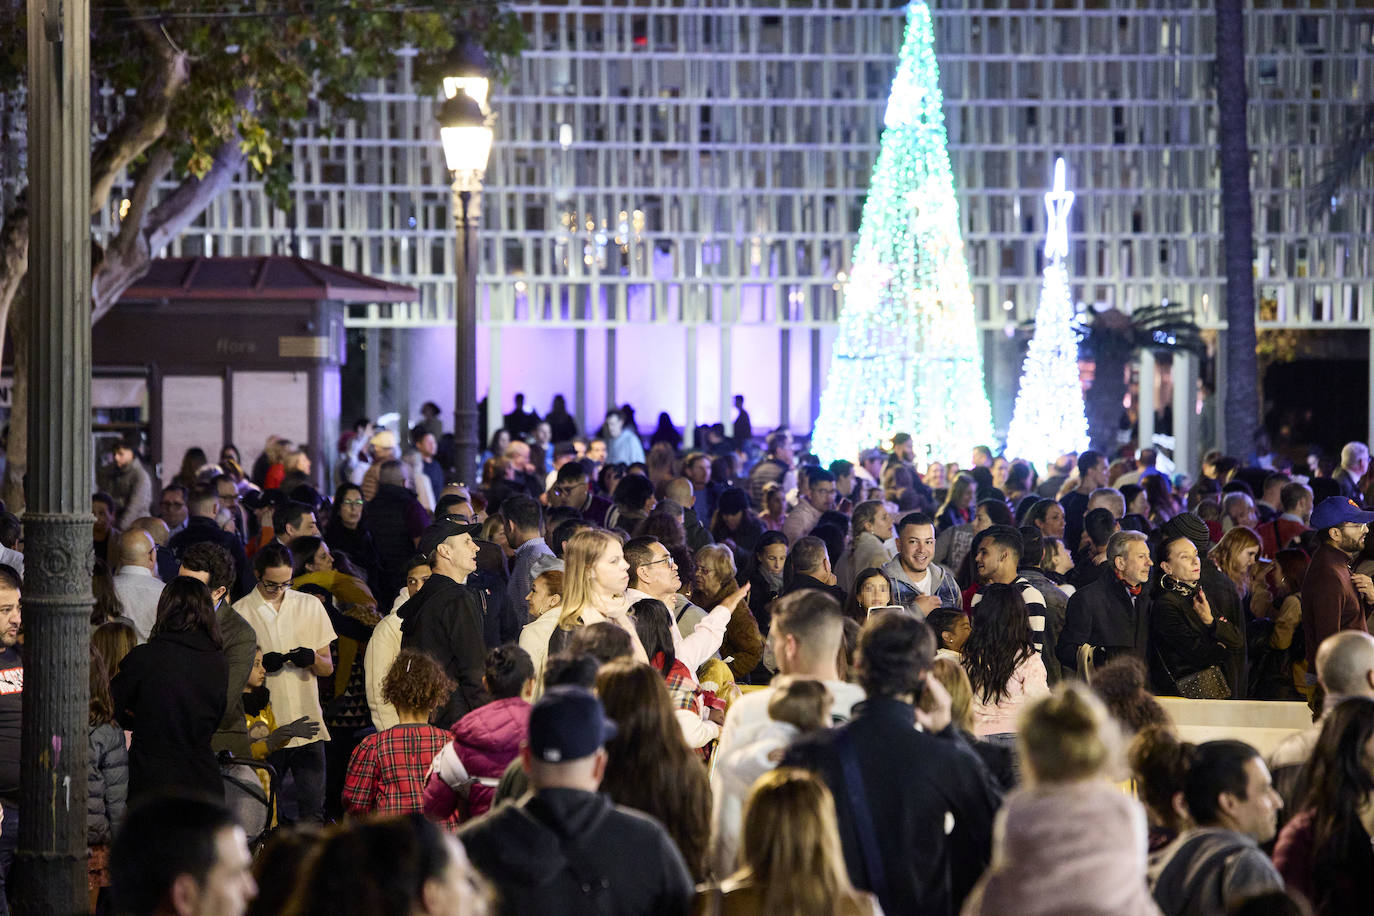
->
xmin=963 ymin=583 xmax=1049 ymax=742
xmin=422 ymin=644 xmax=534 ymax=822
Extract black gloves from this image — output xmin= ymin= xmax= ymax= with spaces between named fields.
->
xmin=262 ymin=647 xmax=317 ymax=673
xmin=288 ymin=646 xmax=317 ymax=668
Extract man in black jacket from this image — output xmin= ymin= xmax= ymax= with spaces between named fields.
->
xmin=782 ymin=613 xmax=1001 ymax=915
xmin=461 ymin=686 xmax=693 ymax=916
xmin=779 ymin=536 xmax=846 ymax=605
xmin=398 ymin=518 xmax=488 ymax=728
xmin=1056 ymin=530 xmax=1153 ymax=674
xmin=170 ymin=487 xmax=254 ymax=599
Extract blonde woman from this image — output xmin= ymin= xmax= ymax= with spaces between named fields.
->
xmin=1209 ymin=526 xmax=1262 ymax=602
xmin=961 ymin=684 xmax=1157 ymax=916
xmin=698 ymin=767 xmax=879 ymax=915
xmin=519 ymin=529 xmax=645 ymax=686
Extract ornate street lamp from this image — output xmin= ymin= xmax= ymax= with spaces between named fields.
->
xmin=438 ymin=53 xmax=492 ymax=486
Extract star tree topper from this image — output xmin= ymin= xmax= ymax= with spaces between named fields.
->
xmin=1044 ymin=157 xmax=1074 ymax=261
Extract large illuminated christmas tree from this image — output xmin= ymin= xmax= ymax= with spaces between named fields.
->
xmin=1004 ymin=158 xmax=1091 ymax=471
xmin=811 ymin=1 xmax=993 ymax=465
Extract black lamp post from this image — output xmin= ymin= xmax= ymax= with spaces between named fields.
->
xmin=438 ymin=54 xmax=492 ymax=486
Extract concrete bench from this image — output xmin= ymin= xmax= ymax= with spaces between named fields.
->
xmin=1157 ymin=698 xmax=1313 ymax=757
xmin=1155 ymin=698 xmax=1312 ymax=731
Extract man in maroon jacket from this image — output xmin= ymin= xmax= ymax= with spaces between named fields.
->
xmin=1301 ymin=497 xmax=1374 ymax=674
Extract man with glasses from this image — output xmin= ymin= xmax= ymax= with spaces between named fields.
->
xmin=547 ymin=461 xmax=611 ymax=527
xmin=623 ymin=536 xmax=741 ymax=678
xmin=782 ymin=467 xmax=839 ymax=546
xmin=213 ymin=473 xmax=248 ymax=546
xmin=232 ymin=543 xmax=335 ymax=824
xmin=1301 ymin=497 xmax=1374 ymax=676
xmin=159 ymin=483 xmax=190 ymax=535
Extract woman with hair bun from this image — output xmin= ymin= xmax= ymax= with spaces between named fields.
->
xmin=962 ymin=683 xmax=1158 ymax=915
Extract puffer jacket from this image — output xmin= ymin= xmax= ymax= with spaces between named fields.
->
xmin=424 ymin=696 xmax=530 ymax=821
xmin=88 ymin=722 xmax=129 ymax=845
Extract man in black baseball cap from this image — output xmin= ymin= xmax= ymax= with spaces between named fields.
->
xmin=460 ymin=686 xmax=693 ymax=915
xmin=396 ymin=518 xmax=488 ymax=727
xmin=1301 ymin=497 xmax=1374 ymax=674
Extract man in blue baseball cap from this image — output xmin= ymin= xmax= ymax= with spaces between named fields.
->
xmin=1301 ymin=497 xmax=1374 ymax=675
xmin=460 ymin=686 xmax=693 ymax=915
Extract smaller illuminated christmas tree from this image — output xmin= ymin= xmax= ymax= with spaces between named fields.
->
xmin=1004 ymin=158 xmax=1091 ymax=472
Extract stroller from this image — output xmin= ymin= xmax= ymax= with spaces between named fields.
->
xmin=220 ymin=753 xmax=278 ymax=851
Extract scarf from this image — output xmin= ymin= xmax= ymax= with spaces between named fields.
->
xmin=243 ymin=684 xmax=270 ymax=716
xmin=1116 ymin=574 xmax=1143 ymax=597
xmin=757 ymin=565 xmax=783 ymax=593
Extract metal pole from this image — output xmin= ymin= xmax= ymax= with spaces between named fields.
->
xmin=1138 ymin=350 xmax=1156 ymax=453
xmin=453 ymin=187 xmax=480 ymax=486
xmin=17 ymin=0 xmax=92 ymax=910
xmin=1173 ymin=350 xmax=1196 ymax=478
xmin=1368 ymin=329 xmax=1374 ymax=449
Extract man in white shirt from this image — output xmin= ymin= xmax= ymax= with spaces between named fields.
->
xmin=232 ymin=542 xmax=335 ymax=824
xmin=112 ymin=530 xmax=164 ymax=643
xmin=708 ymin=589 xmax=864 ymax=876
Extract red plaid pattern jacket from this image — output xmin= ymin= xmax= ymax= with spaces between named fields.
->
xmin=343 ymin=723 xmax=454 ymax=820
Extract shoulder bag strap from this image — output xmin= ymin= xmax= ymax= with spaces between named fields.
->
xmin=836 ymin=728 xmax=888 ymax=902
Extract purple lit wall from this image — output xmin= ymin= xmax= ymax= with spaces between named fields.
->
xmin=405 ymin=321 xmax=837 ymax=438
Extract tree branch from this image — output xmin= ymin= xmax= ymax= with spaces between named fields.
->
xmin=89 ymin=18 xmax=189 ymax=217
xmin=91 ymin=133 xmax=247 ymax=322
xmin=107 ymin=144 xmax=173 ymax=261
xmin=0 ymin=205 xmax=28 ymax=346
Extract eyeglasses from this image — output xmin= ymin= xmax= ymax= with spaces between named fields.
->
xmin=640 ymin=554 xmax=676 ymax=569
xmin=551 ymin=484 xmax=585 ymax=497
xmin=160 ymin=501 xmax=185 ymax=509
xmin=443 ymin=513 xmax=474 ymax=524
xmin=341 ymin=499 xmax=365 ymax=508
xmin=258 ymin=579 xmax=291 ymax=594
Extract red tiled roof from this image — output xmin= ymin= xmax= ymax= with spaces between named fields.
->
xmin=119 ymin=256 xmax=418 ymax=303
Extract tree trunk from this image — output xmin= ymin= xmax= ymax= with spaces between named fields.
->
xmin=1216 ymin=0 xmax=1260 ymax=461
xmin=3 ymin=304 xmax=27 ymax=515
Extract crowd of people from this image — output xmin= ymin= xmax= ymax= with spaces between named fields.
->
xmin=2 ymin=393 xmax=1374 ymax=915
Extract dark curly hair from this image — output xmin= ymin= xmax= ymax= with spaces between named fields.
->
xmin=961 ymin=583 xmax=1035 ymax=704
xmin=180 ymin=541 xmax=235 ymax=595
xmin=1090 ymin=656 xmax=1170 ymax=735
xmin=1127 ymin=725 xmax=1194 ymax=836
xmin=380 ymin=650 xmax=455 ymax=716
